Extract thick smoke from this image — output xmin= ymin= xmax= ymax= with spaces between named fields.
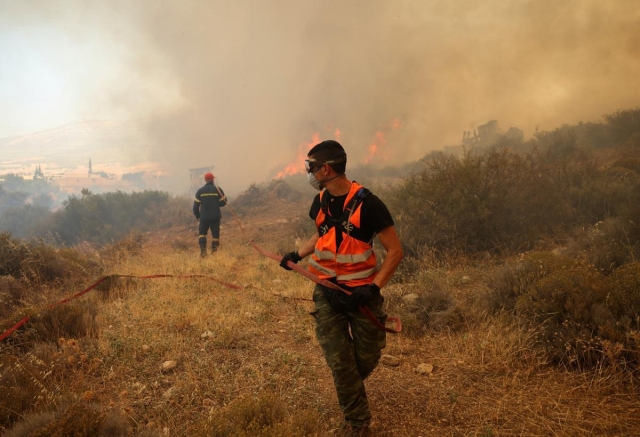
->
xmin=4 ymin=0 xmax=640 ymax=194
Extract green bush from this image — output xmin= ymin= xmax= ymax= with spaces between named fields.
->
xmin=572 ymin=218 xmax=640 ymax=274
xmin=387 ymin=119 xmax=640 ymax=264
xmin=0 ymin=233 xmax=98 ymax=287
xmin=564 ymin=153 xmax=640 ymax=271
xmin=267 ymin=179 xmax=305 ymax=203
xmin=43 ymin=189 xmax=175 ymax=245
xmin=0 ymin=233 xmax=101 ymax=347
xmin=488 ymin=252 xmax=640 ymax=368
xmin=604 ymin=262 xmax=640 ymax=338
xmin=385 ymin=270 xmax=461 ymax=335
xmin=231 ymin=184 xmax=265 ymax=213
xmin=515 ymin=261 xmax=609 ymax=367
xmin=101 ymin=232 xmax=145 ymax=264
xmin=604 ymin=107 xmax=640 ymax=145
xmin=0 ymin=232 xmax=29 ymax=277
xmin=3 ymin=401 xmax=145 ymax=437
xmin=21 ymin=245 xmax=98 ymax=286
xmin=485 ymin=252 xmax=578 ymax=312
xmin=0 ymin=185 xmax=29 ymax=215
xmin=2 ymin=411 xmax=57 ymax=437
xmin=0 ymin=353 xmax=43 ymax=428
xmin=389 ymin=148 xmax=566 ymax=258
xmin=0 ymin=276 xmax=27 ymax=318
xmin=0 ymin=204 xmax=51 ymax=239
xmin=231 ymin=179 xmax=307 ymax=216
xmin=24 ymin=302 xmax=99 ymax=345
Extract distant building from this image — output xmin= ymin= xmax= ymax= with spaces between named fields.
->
xmin=189 ymin=165 xmax=215 ymax=190
xmin=462 ymin=120 xmax=523 ymax=149
xmin=33 ymin=164 xmax=44 ymax=180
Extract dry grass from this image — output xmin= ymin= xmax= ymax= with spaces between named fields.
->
xmin=1 ymin=212 xmax=639 ymax=436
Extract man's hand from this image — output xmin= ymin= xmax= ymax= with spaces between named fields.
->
xmin=195 ymin=215 xmax=200 ymax=220
xmin=279 ymin=251 xmax=302 ymax=270
xmin=346 ymin=284 xmax=380 ymax=310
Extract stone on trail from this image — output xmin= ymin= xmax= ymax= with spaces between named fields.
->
xmin=381 ymin=354 xmax=401 ymax=367
xmin=401 ymin=293 xmax=420 ymax=305
xmin=416 ymin=363 xmax=434 ymax=375
xmin=161 ymin=360 xmax=177 ymax=372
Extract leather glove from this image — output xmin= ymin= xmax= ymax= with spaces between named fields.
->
xmin=346 ymin=284 xmax=380 ymax=311
xmin=279 ymin=250 xmax=302 ymax=270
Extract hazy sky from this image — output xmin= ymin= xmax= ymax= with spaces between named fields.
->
xmin=1 ymin=0 xmax=639 ymax=192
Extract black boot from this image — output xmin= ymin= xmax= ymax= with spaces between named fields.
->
xmin=199 ymin=239 xmax=207 ymax=258
xmin=211 ymin=241 xmax=219 ymax=253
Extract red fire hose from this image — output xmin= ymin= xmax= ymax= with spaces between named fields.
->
xmin=1 ymin=194 xmax=402 ymax=342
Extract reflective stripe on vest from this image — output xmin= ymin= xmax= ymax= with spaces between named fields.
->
xmin=315 ymin=247 xmax=373 ymax=263
xmin=336 ymin=248 xmax=373 ymax=264
xmin=308 ymin=258 xmax=336 ymax=276
xmin=337 ymin=267 xmax=377 ymax=282
xmin=314 ymin=249 xmax=335 ymax=260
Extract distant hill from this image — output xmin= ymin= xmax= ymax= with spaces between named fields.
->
xmin=0 ymin=120 xmax=151 ymax=173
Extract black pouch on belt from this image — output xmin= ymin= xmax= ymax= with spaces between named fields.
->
xmin=322 ymin=286 xmax=350 ymax=311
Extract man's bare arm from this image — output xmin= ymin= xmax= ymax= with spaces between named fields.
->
xmin=373 ymin=226 xmax=404 ymax=289
xmin=297 ymin=233 xmax=319 ymax=258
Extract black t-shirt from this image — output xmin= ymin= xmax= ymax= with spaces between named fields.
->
xmin=308 ymin=186 xmax=394 ymax=250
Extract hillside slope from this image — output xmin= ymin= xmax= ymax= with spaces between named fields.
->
xmin=3 ymin=203 xmax=639 ymax=436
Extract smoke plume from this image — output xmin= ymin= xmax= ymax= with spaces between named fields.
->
xmin=4 ymin=0 xmax=640 ymax=194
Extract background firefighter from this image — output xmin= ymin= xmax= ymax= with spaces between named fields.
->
xmin=279 ymin=140 xmax=403 ymax=436
xmin=193 ymin=172 xmax=227 ymax=257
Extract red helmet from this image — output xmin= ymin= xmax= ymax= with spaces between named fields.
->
xmin=204 ymin=172 xmax=214 ymax=181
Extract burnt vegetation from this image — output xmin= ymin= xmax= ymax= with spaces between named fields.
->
xmin=1 ymin=107 xmax=639 ymax=435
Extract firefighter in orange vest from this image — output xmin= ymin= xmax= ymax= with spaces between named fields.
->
xmin=193 ymin=172 xmax=227 ymax=257
xmin=279 ymin=140 xmax=403 ymax=436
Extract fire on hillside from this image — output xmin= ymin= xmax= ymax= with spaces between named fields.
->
xmin=275 ymin=133 xmax=321 ymax=179
xmin=363 ymin=118 xmax=403 ymax=165
xmin=274 ymin=118 xmax=403 ymax=178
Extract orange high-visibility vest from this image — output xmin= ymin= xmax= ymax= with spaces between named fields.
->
xmin=308 ymin=182 xmax=378 ymax=287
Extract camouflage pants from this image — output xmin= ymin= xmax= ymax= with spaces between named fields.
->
xmin=310 ymin=284 xmax=387 ymax=428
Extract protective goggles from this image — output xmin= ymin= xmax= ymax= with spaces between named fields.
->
xmin=305 ymin=151 xmax=346 ymax=174
xmin=304 ymin=158 xmax=321 ymax=174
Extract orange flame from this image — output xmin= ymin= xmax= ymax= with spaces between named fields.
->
xmin=363 ymin=131 xmax=386 ymax=164
xmin=361 ymin=117 xmax=403 ymax=165
xmin=275 ymin=132 xmax=320 ymax=178
xmin=276 ymin=128 xmax=345 ymax=178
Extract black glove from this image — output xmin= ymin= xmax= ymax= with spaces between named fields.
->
xmin=346 ymin=284 xmax=380 ymax=311
xmin=195 ymin=214 xmax=200 ymax=220
xmin=279 ymin=251 xmax=302 ymax=270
